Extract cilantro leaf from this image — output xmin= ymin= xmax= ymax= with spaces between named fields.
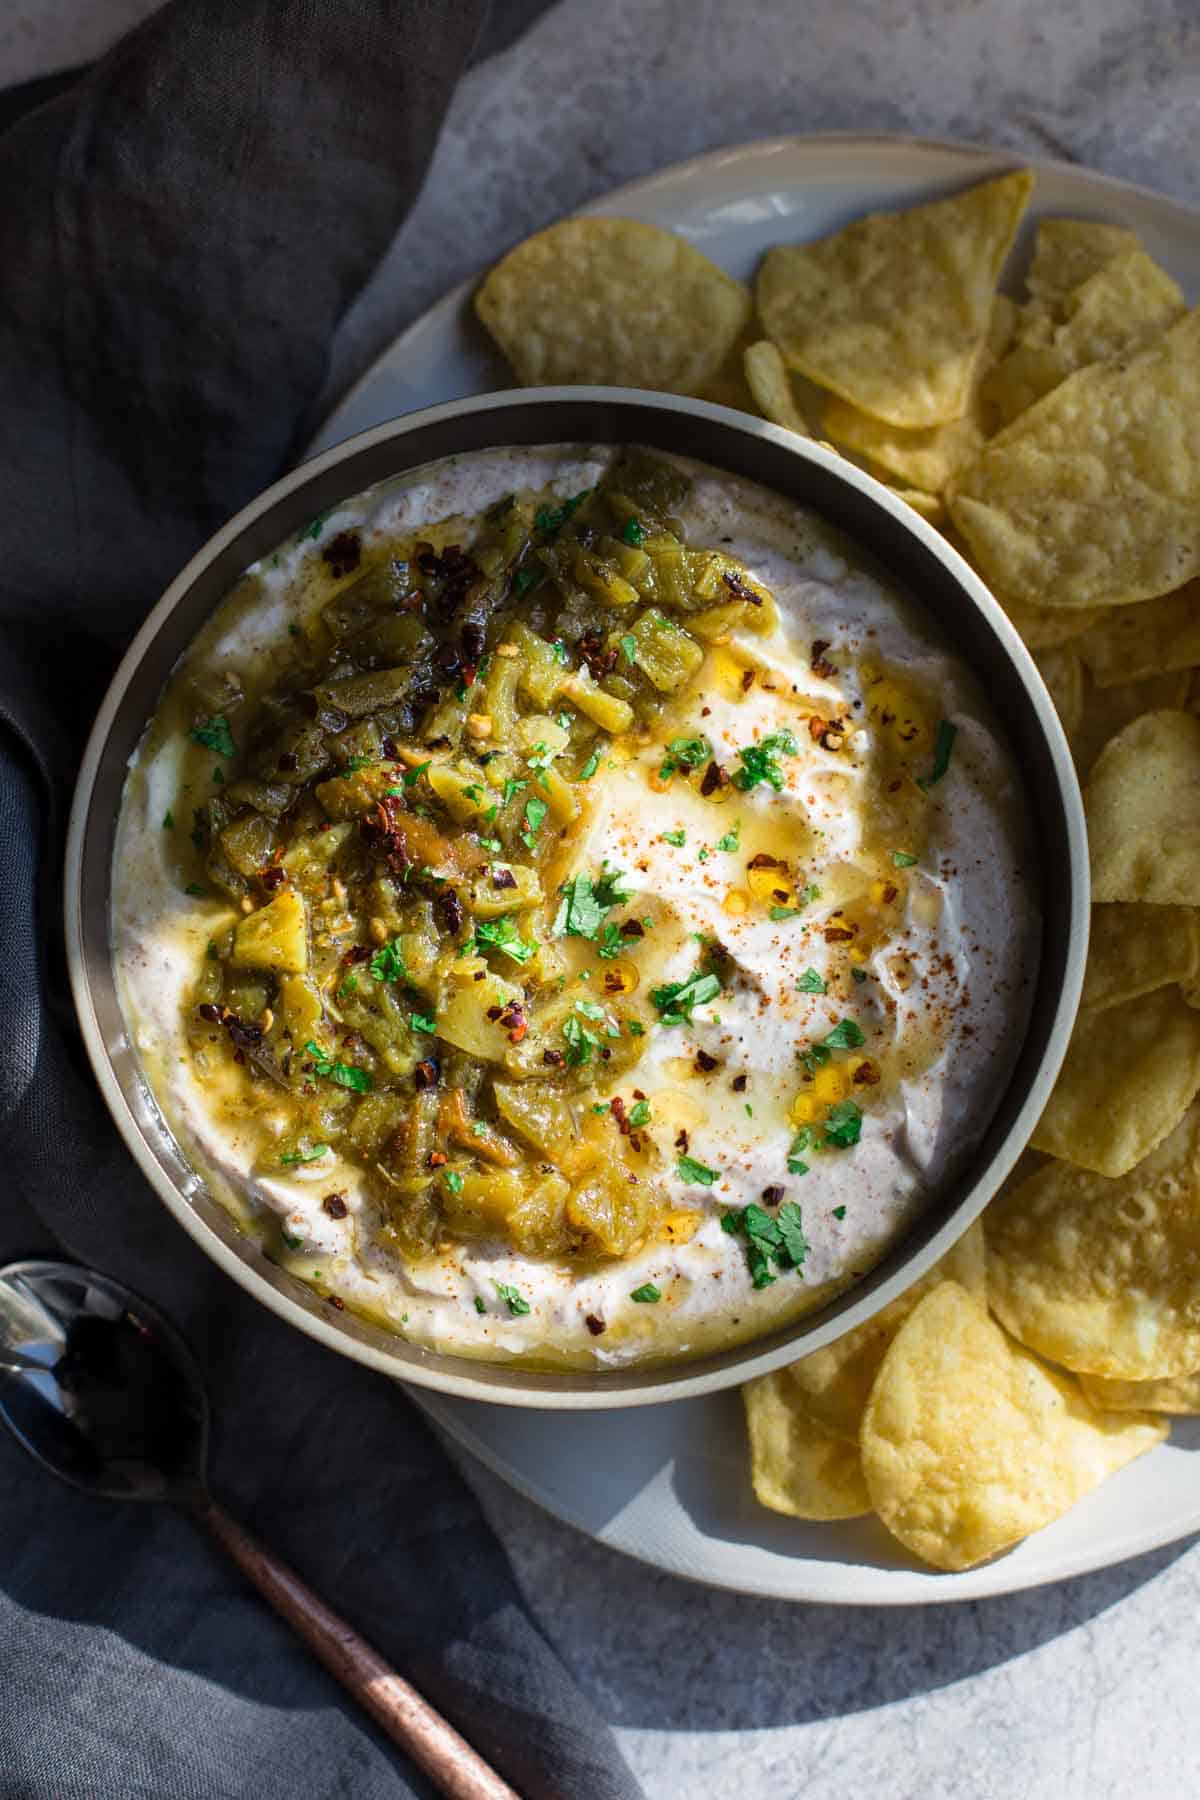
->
xmin=562 ymin=1013 xmax=600 ymax=1066
xmin=596 ymin=922 xmax=623 ymax=959
xmin=369 ymin=937 xmax=408 ymax=983
xmin=630 ymin=1282 xmax=661 ymax=1303
xmin=535 ymin=489 xmax=592 ymax=540
xmin=521 ymin=795 xmax=548 ymax=850
xmin=472 ymin=914 xmax=535 ymax=965
xmin=824 ymin=1099 xmax=863 ymax=1148
xmin=190 ymin=715 xmax=235 ymax=758
xmin=303 ymin=1040 xmax=372 ymax=1093
xmin=622 ymin=517 xmax=645 ymax=547
xmin=620 ymin=633 xmax=638 ymax=667
xmin=576 ymin=749 xmax=601 ymax=781
xmin=402 ymin=761 xmax=431 ymax=787
xmin=628 ymin=1099 xmax=652 ymax=1128
xmin=832 ymin=1204 xmax=847 ymax=1220
xmin=651 ymin=969 xmax=720 ymax=1025
xmin=474 ymin=1295 xmax=487 ymax=1314
xmin=822 ymin=1017 xmax=865 ymax=1052
xmin=513 ymin=566 xmax=543 ymax=597
xmin=162 ymin=810 xmax=174 ymax=830
xmin=732 ymin=730 xmax=798 ymax=792
xmin=658 ymin=734 xmax=712 ymax=782
xmin=796 ymin=969 xmax=826 ymax=994
xmin=553 ymin=866 xmax=632 ymax=940
xmin=279 ymin=1144 xmax=330 ymax=1166
xmin=893 ymin=850 xmax=918 ymax=867
xmin=677 ymin=1154 xmax=717 ymax=1185
xmin=918 ymin=719 xmax=957 ymax=790
xmin=444 ymin=1170 xmax=464 ymax=1194
xmin=715 ymin=823 xmax=740 ymax=853
xmin=410 ymin=1012 xmax=436 ymax=1035
xmin=776 ymin=1202 xmax=810 ymax=1267
xmin=494 ymin=1281 xmax=531 ymax=1316
xmin=660 ymin=828 xmax=687 ymax=847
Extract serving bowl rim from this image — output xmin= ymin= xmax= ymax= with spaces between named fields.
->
xmin=64 ymin=385 xmax=1088 ymax=1409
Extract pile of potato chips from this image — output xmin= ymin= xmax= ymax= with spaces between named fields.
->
xmin=475 ymin=175 xmax=1200 ymax=1572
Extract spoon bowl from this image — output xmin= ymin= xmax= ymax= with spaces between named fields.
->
xmin=0 ymin=1257 xmax=516 ymax=1800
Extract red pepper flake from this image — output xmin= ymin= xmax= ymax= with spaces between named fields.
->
xmin=741 ymin=669 xmax=756 ymax=693
xmin=321 ymin=531 xmax=362 ymax=579
xmin=326 ymin=1293 xmax=346 ymax=1311
xmin=695 ymin=1050 xmax=719 ymax=1073
xmin=543 ymin=1048 xmax=565 ymax=1067
xmin=881 ymin=884 xmax=899 ymax=905
xmin=610 ymin=1096 xmax=631 ymax=1135
xmin=322 ymin=1192 xmax=349 ymax=1219
xmin=620 ymin=918 xmax=645 ymax=939
xmin=427 ymin=1151 xmax=448 ymax=1168
xmin=747 ymin=852 xmax=782 ymax=870
xmin=824 ymin=925 xmax=856 ymax=943
xmin=723 ymin=569 xmax=762 ymax=604
xmin=413 ymin=1059 xmax=439 ymax=1090
xmin=492 ymin=868 xmax=518 ymax=890
xmin=674 ymin=1128 xmax=690 ymax=1153
xmin=761 ymin=1184 xmax=785 ymax=1205
xmin=700 ymin=760 xmax=729 ymax=798
xmin=852 ymin=1060 xmax=881 ymax=1086
xmin=585 ymin=1313 xmax=607 ymax=1336
xmin=810 ymin=640 xmax=837 ymax=679
xmin=730 ymin=1072 xmax=748 ymax=1093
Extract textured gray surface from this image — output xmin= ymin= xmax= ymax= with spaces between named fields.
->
xmin=10 ymin=1 xmax=1200 ymax=1795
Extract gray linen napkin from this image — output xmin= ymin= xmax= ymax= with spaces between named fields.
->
xmin=0 ymin=4 xmax=641 ymax=1796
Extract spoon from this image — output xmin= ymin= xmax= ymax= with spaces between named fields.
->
xmin=0 ymin=1259 xmax=517 ymax=1800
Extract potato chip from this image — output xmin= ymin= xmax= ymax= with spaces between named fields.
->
xmin=1024 ymin=218 xmax=1142 ymax=313
xmin=984 ymin=250 xmax=1184 ymax=429
xmin=776 ymin=1223 xmax=985 ymax=1443
xmin=985 ymin=1104 xmax=1200 ymax=1378
xmin=1087 ymin=709 xmax=1200 ymax=904
xmin=1031 ymin=984 xmax=1200 ymax=1175
xmin=860 ymin=1281 xmax=1165 ymax=1571
xmin=1080 ymin=903 xmax=1200 ymax=1013
xmin=998 ymin=594 xmax=1111 ymax=651
xmin=1073 ymin=669 xmax=1191 ymax=779
xmin=889 ymin=487 xmax=945 ymax=524
xmin=1033 ymin=644 xmax=1083 ymax=739
xmin=742 ymin=1373 xmax=870 ymax=1519
xmin=950 ymin=308 xmax=1200 ymax=609
xmin=696 ymin=326 xmax=758 ymax=412
xmin=474 ymin=217 xmax=751 ymax=393
xmin=742 ymin=339 xmax=811 ymax=436
xmin=756 ymin=170 xmax=1033 ymax=428
xmin=1080 ymin=1370 xmax=1200 ymax=1414
xmin=1075 ymin=579 xmax=1200 ymax=689
xmin=819 ymin=297 xmax=1017 ymax=492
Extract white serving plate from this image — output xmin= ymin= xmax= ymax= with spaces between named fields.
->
xmin=312 ymin=133 xmax=1200 ymax=1602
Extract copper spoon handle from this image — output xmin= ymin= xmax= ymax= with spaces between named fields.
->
xmin=193 ymin=1495 xmax=520 ymax=1800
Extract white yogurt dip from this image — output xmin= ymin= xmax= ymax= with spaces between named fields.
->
xmin=112 ymin=447 xmax=1037 ymax=1368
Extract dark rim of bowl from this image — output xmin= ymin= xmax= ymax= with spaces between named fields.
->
xmin=64 ymin=388 xmax=1088 ymax=1408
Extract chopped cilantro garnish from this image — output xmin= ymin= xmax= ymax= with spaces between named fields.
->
xmin=562 ymin=1013 xmax=600 ymax=1066
xmin=184 ymin=883 xmax=206 ymax=897
xmin=620 ymin=633 xmax=637 ymax=667
xmin=479 ymin=836 xmax=503 ymax=853
xmin=797 ymin=968 xmax=826 ymax=994
xmin=787 ymin=1123 xmax=812 ymax=1176
xmin=535 ymin=489 xmax=592 ymax=540
xmin=369 ymin=937 xmax=408 ymax=983
xmin=472 ymin=915 xmax=535 ymax=964
xmin=661 ymin=828 xmax=687 ymax=847
xmin=304 ymin=1040 xmax=372 ymax=1093
xmin=552 ymin=639 xmax=569 ymax=665
xmin=280 ymin=1145 xmax=330 ymax=1166
xmin=206 ymin=939 xmax=219 ymax=961
xmin=300 ymin=512 xmax=329 ymax=541
xmin=628 ymin=1020 xmax=645 ymax=1035
xmin=677 ymin=1154 xmax=717 ymax=1185
xmin=596 ymin=922 xmax=623 ymax=959
xmin=495 ymin=1281 xmax=531 ymax=1316
xmin=770 ymin=905 xmax=801 ymax=921
xmin=722 ymin=1200 xmax=808 ymax=1286
xmin=715 ymin=823 xmax=740 ymax=853
xmin=622 ymin=517 xmax=645 ymax=547
xmin=576 ymin=749 xmax=601 ymax=782
xmin=501 ymin=778 xmax=528 ymax=807
xmin=832 ymin=1205 xmax=847 ymax=1220
xmin=474 ymin=1295 xmax=487 ymax=1314
xmin=190 ymin=715 xmax=235 ymax=758
xmin=410 ymin=1012 xmax=436 ymax=1035
xmin=797 ymin=883 xmax=822 ymax=905
xmin=851 ymin=967 xmax=868 ymax=984
xmin=162 ymin=810 xmax=174 ymax=830
xmin=732 ymin=730 xmax=798 ymax=792
xmin=628 ymin=1100 xmax=652 ymax=1128
xmin=574 ymin=998 xmax=607 ymax=1021
xmin=893 ymin=850 xmax=918 ymax=867
xmin=824 ymin=1099 xmax=864 ymax=1148
xmin=630 ymin=1282 xmax=661 ymax=1303
xmin=513 ymin=566 xmax=543 ymax=597
xmin=918 ymin=719 xmax=957 ymax=790
xmin=212 ymin=766 xmax=225 ymax=784
xmin=521 ymin=795 xmax=548 ymax=850
xmin=553 ymin=865 xmax=631 ymax=939
xmin=344 ymin=754 xmax=373 ymax=774
xmin=823 ymin=1017 xmax=865 ymax=1052
xmin=659 ymin=734 xmax=712 ymax=782
xmin=444 ymin=1170 xmax=464 ymax=1194
xmin=651 ymin=969 xmax=720 ymax=1025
